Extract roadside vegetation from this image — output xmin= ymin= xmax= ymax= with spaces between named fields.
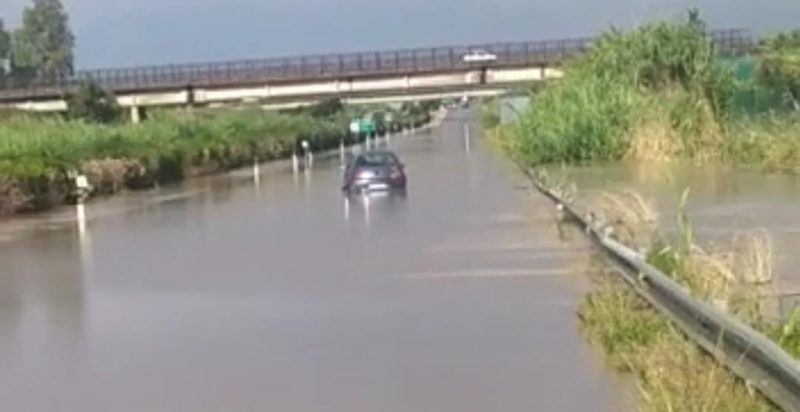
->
xmin=491 ymin=13 xmax=800 ymax=410
xmin=0 ymin=109 xmax=340 ymax=213
xmin=0 ymin=97 xmax=438 ymax=215
xmin=501 ymin=12 xmax=800 ymax=172
xmin=570 ymin=187 xmax=799 ymax=411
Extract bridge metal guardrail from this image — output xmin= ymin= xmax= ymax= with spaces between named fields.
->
xmin=519 ymin=167 xmax=800 ymax=411
xmin=0 ymin=29 xmax=751 ymax=100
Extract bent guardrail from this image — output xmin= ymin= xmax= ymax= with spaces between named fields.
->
xmin=519 ymin=167 xmax=800 ymax=411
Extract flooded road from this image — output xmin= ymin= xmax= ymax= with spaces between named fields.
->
xmin=0 ymin=111 xmax=627 ymax=411
xmin=550 ymin=162 xmax=800 ymax=295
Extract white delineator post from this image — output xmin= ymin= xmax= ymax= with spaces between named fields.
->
xmin=253 ymin=158 xmax=261 ymax=185
xmin=301 ymin=140 xmax=312 ymax=168
xmin=73 ymin=173 xmax=91 ymax=234
xmin=292 ymin=150 xmax=300 ymax=174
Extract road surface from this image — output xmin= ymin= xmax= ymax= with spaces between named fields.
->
xmin=0 ymin=110 xmax=628 ymax=411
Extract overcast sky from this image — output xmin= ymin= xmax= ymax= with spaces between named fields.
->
xmin=1 ymin=0 xmax=798 ymax=69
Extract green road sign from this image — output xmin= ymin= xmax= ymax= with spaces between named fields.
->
xmin=358 ymin=118 xmax=376 ymax=134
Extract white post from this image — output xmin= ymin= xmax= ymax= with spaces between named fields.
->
xmin=253 ymin=158 xmax=260 ymax=185
xmin=292 ymin=152 xmax=300 ymax=174
xmin=73 ymin=172 xmax=90 ymax=237
xmin=339 ymin=139 xmax=345 ymax=164
xmin=301 ymin=140 xmax=310 ymax=169
xmin=77 ymin=203 xmax=86 ymax=232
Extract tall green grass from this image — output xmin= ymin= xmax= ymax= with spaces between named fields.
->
xmin=0 ymin=109 xmax=346 ymax=179
xmin=0 ymin=108 xmax=352 ymax=213
xmin=0 ymin=102 xmax=437 ymax=213
xmin=507 ymin=13 xmax=800 ymax=170
xmin=510 ymin=12 xmax=733 ymax=165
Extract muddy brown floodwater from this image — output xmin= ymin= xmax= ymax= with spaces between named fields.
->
xmin=0 ymin=110 xmax=632 ymax=411
xmin=550 ymin=162 xmax=800 ymax=299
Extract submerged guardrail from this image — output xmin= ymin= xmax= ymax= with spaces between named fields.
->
xmin=519 ymin=167 xmax=800 ymax=411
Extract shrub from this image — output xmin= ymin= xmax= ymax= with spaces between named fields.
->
xmin=66 ymin=79 xmax=121 ymax=123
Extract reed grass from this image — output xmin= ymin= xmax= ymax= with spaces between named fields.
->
xmin=505 ymin=13 xmax=800 ymax=172
xmin=573 ymin=187 xmax=785 ymax=411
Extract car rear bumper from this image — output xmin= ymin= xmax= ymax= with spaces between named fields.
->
xmin=344 ymin=177 xmax=405 ymax=192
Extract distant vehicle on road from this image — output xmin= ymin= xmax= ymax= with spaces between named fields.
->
xmin=343 ymin=150 xmax=407 ymax=193
xmin=462 ymin=50 xmax=498 ymax=63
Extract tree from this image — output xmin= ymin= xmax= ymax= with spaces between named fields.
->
xmin=307 ymin=98 xmax=344 ymax=118
xmin=11 ymin=0 xmax=75 ymax=81
xmin=67 ymin=79 xmax=121 ymax=123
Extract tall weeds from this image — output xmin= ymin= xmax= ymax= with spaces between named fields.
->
xmin=573 ymin=187 xmax=789 ymax=411
xmin=0 ymin=109 xmax=350 ymax=213
xmin=507 ymin=13 xmax=800 ymax=171
xmin=511 ymin=12 xmax=735 ymax=165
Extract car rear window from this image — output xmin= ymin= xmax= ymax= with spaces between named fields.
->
xmin=356 ymin=153 xmax=399 ymax=167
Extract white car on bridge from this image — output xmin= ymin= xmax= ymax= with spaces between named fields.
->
xmin=462 ymin=50 xmax=498 ymax=63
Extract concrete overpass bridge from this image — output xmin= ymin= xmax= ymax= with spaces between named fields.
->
xmin=0 ymin=29 xmax=751 ymax=120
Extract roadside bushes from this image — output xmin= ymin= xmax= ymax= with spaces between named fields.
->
xmin=758 ymin=29 xmax=800 ymax=109
xmin=0 ymin=99 xmax=441 ymax=214
xmin=505 ymin=12 xmax=800 ymax=169
xmin=0 ymin=109 xmax=347 ymax=214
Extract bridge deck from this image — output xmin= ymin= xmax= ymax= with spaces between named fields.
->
xmin=0 ymin=29 xmax=751 ymax=102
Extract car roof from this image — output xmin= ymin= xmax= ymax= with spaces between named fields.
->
xmin=358 ymin=150 xmax=399 ymax=157
xmin=354 ymin=150 xmax=401 ymax=165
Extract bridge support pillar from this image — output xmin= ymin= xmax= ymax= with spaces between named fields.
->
xmin=130 ymin=106 xmax=141 ymax=124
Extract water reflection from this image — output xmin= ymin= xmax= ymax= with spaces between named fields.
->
xmin=0 ymin=227 xmax=87 ymax=361
xmin=463 ymin=123 xmax=471 ymax=154
xmin=545 ymin=161 xmax=800 ymax=290
xmin=252 ymin=161 xmax=262 ymax=197
xmin=341 ymin=191 xmax=408 ymax=228
xmin=77 ymin=206 xmax=93 ymax=273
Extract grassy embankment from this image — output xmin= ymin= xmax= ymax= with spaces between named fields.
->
xmin=484 ymin=13 xmax=800 ymax=411
xmin=500 ymin=14 xmax=800 ymax=173
xmin=571 ymin=187 xmax=800 ymax=411
xmin=0 ymin=101 xmax=435 ymax=215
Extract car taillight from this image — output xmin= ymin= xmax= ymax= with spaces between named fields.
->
xmin=390 ymin=166 xmax=403 ymax=179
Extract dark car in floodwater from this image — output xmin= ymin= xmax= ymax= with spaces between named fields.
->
xmin=342 ymin=150 xmax=407 ymax=193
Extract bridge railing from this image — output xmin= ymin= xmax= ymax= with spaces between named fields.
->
xmin=0 ymin=29 xmax=751 ymax=100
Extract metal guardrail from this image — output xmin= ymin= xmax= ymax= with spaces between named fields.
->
xmin=0 ymin=29 xmax=752 ymax=100
xmin=519 ymin=168 xmax=800 ymax=411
